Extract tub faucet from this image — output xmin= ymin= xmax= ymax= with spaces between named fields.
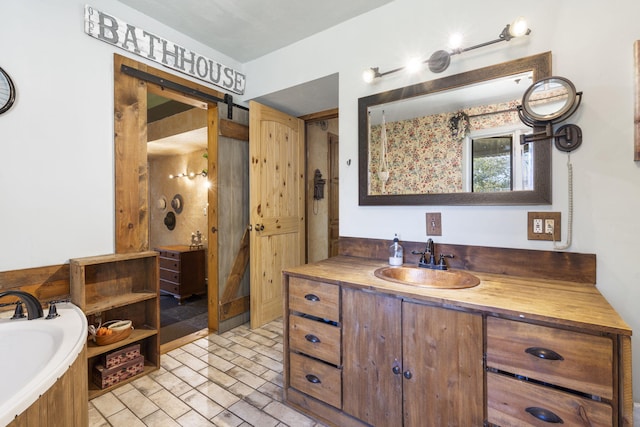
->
xmin=0 ymin=290 xmax=44 ymax=320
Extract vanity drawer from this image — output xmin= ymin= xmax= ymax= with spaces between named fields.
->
xmin=289 ymin=314 xmax=341 ymax=365
xmin=486 ymin=317 xmax=613 ymax=399
xmin=487 ymin=372 xmax=612 ymax=427
xmin=159 ymin=257 xmax=181 ymax=271
xmin=289 ymin=352 xmax=341 ymax=409
xmin=289 ymin=277 xmax=339 ymax=321
xmin=158 ymin=250 xmax=180 ymax=260
xmin=160 ymin=268 xmax=181 ymax=283
xmin=160 ymin=280 xmax=180 ymax=295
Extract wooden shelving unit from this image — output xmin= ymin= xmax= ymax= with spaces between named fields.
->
xmin=70 ymin=251 xmax=160 ymax=399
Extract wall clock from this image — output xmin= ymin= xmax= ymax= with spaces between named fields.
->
xmin=0 ymin=66 xmax=16 ymax=115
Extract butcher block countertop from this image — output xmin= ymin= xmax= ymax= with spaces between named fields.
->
xmin=283 ymin=256 xmax=631 ymax=336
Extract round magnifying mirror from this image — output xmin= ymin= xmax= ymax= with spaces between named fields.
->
xmin=521 ymin=76 xmax=578 ymax=123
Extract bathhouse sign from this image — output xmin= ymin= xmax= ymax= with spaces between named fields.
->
xmin=84 ymin=5 xmax=246 ymax=95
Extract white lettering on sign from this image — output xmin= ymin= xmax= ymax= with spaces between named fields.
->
xmin=84 ymin=5 xmax=246 ymax=95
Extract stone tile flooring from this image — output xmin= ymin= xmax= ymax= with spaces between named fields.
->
xmin=89 ymin=319 xmax=328 ymax=427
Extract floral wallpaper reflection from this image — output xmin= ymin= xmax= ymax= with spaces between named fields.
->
xmin=368 ymin=100 xmax=520 ymax=195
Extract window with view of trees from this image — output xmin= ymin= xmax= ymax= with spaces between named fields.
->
xmin=472 ymin=135 xmax=513 ymax=192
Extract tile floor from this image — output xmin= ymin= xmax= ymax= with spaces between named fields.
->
xmin=89 ymin=318 xmax=328 ymax=427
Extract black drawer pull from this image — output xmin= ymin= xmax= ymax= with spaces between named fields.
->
xmin=305 ymin=374 xmax=321 ymax=384
xmin=525 ymin=407 xmax=564 ymax=423
xmin=525 ymin=347 xmax=564 ymax=361
xmin=305 ymin=334 xmax=321 ymax=343
xmin=304 ymin=294 xmax=320 ymax=302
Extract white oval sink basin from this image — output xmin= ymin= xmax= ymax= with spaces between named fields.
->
xmin=374 ymin=266 xmax=480 ymax=289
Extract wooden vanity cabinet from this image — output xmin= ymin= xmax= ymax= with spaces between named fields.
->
xmin=342 ymin=288 xmax=484 ymax=427
xmin=283 ymin=251 xmax=633 ymax=426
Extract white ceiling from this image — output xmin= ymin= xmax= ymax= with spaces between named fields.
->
xmin=117 ymin=0 xmax=394 ymax=63
xmin=127 ymin=0 xmax=395 ymax=154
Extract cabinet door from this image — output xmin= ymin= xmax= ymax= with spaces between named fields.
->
xmin=342 ymin=288 xmax=403 ymax=426
xmin=402 ymin=302 xmax=484 ymax=427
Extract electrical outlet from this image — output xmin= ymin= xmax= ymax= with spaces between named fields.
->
xmin=425 ymin=212 xmax=442 ymax=236
xmin=527 ymin=212 xmax=561 ymax=241
xmin=545 ymin=219 xmax=554 ymax=234
xmin=533 ymin=219 xmax=543 ymax=234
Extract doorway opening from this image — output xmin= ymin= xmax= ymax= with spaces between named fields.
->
xmin=114 ymin=54 xmax=251 ymax=351
xmin=304 ymin=113 xmax=339 ymax=263
xmin=146 ymin=93 xmax=210 ymax=345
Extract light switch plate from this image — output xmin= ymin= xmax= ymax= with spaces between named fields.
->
xmin=426 ymin=212 xmax=442 ymax=236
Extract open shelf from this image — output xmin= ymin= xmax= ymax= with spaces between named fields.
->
xmin=88 ymin=362 xmax=158 ymax=399
xmin=70 ymin=252 xmax=160 ymax=397
xmin=84 ymin=291 xmax=157 ymax=316
xmin=86 ymin=327 xmax=158 ymax=358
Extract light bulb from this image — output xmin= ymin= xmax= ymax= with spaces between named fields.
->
xmin=169 ymin=174 xmax=174 ymax=179
xmin=362 ymin=68 xmax=376 ymax=83
xmin=448 ymin=32 xmax=464 ymax=50
xmin=509 ymin=17 xmax=529 ymax=38
xmin=189 ymin=172 xmax=195 ymax=178
xmin=405 ymin=57 xmax=422 ymax=74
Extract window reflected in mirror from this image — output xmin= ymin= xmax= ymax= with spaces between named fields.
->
xmin=467 ymin=129 xmax=532 ymax=193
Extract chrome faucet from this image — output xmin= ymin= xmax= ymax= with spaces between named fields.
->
xmin=0 ymin=290 xmax=44 ymax=320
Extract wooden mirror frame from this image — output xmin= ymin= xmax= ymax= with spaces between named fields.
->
xmin=358 ymin=52 xmax=552 ymax=206
xmin=634 ymin=41 xmax=640 ymax=161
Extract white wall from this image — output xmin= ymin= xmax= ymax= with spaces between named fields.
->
xmin=244 ymin=0 xmax=640 ymax=400
xmin=2 ymin=0 xmax=640 ymax=402
xmin=0 ymin=0 xmax=241 ymax=270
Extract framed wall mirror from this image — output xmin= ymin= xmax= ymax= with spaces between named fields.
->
xmin=358 ymin=52 xmax=552 ymax=205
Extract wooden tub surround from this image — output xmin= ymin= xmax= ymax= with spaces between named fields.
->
xmin=282 ymin=237 xmax=632 ymax=427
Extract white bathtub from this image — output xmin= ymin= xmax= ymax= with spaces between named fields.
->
xmin=0 ymin=302 xmax=87 ymax=426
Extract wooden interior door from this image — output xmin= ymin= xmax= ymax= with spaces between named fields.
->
xmin=402 ymin=303 xmax=484 ymax=426
xmin=249 ymin=101 xmax=305 ymax=329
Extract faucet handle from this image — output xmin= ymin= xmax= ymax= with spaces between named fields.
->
xmin=11 ymin=302 xmax=26 ymax=319
xmin=438 ymin=254 xmax=454 ymax=270
xmin=46 ymin=303 xmax=60 ymax=319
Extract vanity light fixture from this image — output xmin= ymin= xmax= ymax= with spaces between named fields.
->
xmin=169 ymin=171 xmax=208 ymax=179
xmin=362 ymin=17 xmax=531 ymax=83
